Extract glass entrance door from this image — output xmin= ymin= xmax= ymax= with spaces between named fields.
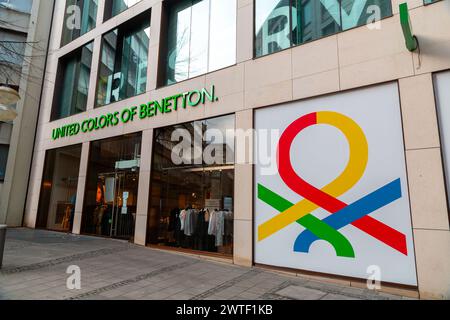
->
xmin=109 ymin=170 xmax=139 ymax=240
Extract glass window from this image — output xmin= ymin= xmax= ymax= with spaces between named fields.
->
xmin=0 ymin=0 xmax=33 ymax=13
xmin=255 ymin=0 xmax=392 ymax=57
xmin=104 ymin=0 xmax=143 ymax=20
xmin=82 ymin=134 xmax=142 ymax=240
xmin=36 ymin=145 xmax=82 ymax=232
xmin=61 ymin=0 xmax=98 ymax=46
xmin=0 ymin=144 xmax=9 ymax=181
xmin=292 ymin=0 xmax=340 ymax=46
xmin=51 ymin=42 xmax=93 ymax=121
xmin=165 ymin=0 xmax=237 ymax=85
xmin=255 ymin=0 xmax=292 ymax=57
xmin=149 ymin=115 xmax=235 ymax=256
xmin=96 ymin=12 xmax=150 ymax=107
xmin=340 ymin=0 xmax=392 ymax=31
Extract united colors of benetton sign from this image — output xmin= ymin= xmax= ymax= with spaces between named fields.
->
xmin=51 ymin=86 xmax=218 ymax=141
xmin=254 ymin=83 xmax=417 ymax=286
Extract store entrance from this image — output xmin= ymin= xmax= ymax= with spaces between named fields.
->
xmin=100 ymin=169 xmax=138 ymax=240
xmin=81 ymin=133 xmax=142 ymax=241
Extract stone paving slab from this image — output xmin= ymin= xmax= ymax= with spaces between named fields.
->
xmin=0 ymin=228 xmax=413 ymax=300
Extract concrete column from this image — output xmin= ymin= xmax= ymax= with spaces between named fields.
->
xmin=22 ymin=150 xmax=46 ymax=228
xmin=399 ymin=73 xmax=450 ymax=299
xmin=146 ymin=1 xmax=163 ymax=91
xmin=86 ymin=36 xmax=102 ymax=111
xmin=0 ymin=0 xmax=55 ymax=226
xmin=236 ymin=0 xmax=254 ymax=64
xmin=134 ymin=129 xmax=154 ymax=246
xmin=233 ymin=109 xmax=254 ymax=267
xmin=72 ymin=142 xmax=90 ymax=235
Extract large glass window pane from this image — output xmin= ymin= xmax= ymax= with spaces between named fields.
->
xmin=255 ymin=0 xmax=292 ymax=57
xmin=188 ymin=0 xmax=209 ymax=78
xmin=165 ymin=0 xmax=236 ymax=85
xmin=293 ymin=0 xmax=340 ymax=45
xmin=255 ymin=0 xmax=392 ymax=57
xmin=149 ymin=115 xmax=235 ymax=255
xmin=82 ymin=134 xmax=142 ymax=240
xmin=209 ymin=0 xmax=237 ymax=72
xmin=104 ymin=0 xmax=143 ymax=20
xmin=61 ymin=0 xmax=98 ymax=46
xmin=340 ymin=0 xmax=392 ymax=31
xmin=51 ymin=42 xmax=93 ymax=121
xmin=96 ymin=12 xmax=150 ymax=106
xmin=36 ymin=145 xmax=82 ymax=232
xmin=166 ymin=1 xmax=192 ymax=84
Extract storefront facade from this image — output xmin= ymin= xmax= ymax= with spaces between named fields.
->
xmin=24 ymin=0 xmax=450 ymax=299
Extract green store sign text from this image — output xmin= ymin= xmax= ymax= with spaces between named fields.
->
xmin=52 ymin=86 xmax=218 ymax=141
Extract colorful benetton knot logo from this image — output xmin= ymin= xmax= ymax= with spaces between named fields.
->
xmin=257 ymin=111 xmax=408 ymax=258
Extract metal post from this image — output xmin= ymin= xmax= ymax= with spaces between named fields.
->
xmin=0 ymin=225 xmax=6 ymax=268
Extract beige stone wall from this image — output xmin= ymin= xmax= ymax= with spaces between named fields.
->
xmin=24 ymin=0 xmax=450 ymax=299
xmin=0 ymin=0 xmax=55 ymax=227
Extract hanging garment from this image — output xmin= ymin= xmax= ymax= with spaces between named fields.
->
xmin=215 ymin=211 xmax=225 ymax=247
xmin=184 ymin=209 xmax=197 ymax=236
xmin=195 ymin=210 xmax=207 ymax=250
xmin=180 ymin=210 xmax=187 ymax=231
xmin=208 ymin=210 xmax=218 ymax=236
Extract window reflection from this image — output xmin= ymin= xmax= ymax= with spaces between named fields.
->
xmin=255 ymin=0 xmax=292 ymax=57
xmin=96 ymin=12 xmax=150 ymax=107
xmin=255 ymin=0 xmax=392 ymax=57
xmin=104 ymin=0 xmax=143 ymax=21
xmin=61 ymin=0 xmax=98 ymax=46
xmin=165 ymin=0 xmax=237 ymax=85
xmin=51 ymin=42 xmax=93 ymax=121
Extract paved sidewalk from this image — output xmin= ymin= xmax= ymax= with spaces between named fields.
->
xmin=0 ymin=228 xmax=412 ymax=300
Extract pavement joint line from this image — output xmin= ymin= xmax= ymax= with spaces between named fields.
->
xmin=0 ymin=246 xmax=132 ymax=275
xmin=67 ymin=261 xmax=200 ymax=300
xmin=189 ymin=269 xmax=262 ymax=300
xmin=258 ymin=280 xmax=393 ymax=300
xmin=259 ymin=281 xmax=294 ymax=300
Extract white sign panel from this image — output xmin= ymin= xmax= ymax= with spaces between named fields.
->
xmin=254 ymin=83 xmax=417 ymax=286
xmin=434 ymin=71 xmax=450 ymax=209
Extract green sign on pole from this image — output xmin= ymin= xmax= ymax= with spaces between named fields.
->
xmin=399 ymin=3 xmax=418 ymax=52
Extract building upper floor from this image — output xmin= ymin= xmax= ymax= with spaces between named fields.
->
xmin=34 ymin=0 xmax=450 ymax=150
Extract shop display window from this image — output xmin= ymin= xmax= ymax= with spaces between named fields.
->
xmin=36 ymin=145 xmax=82 ymax=232
xmin=82 ymin=133 xmax=142 ymax=240
xmin=149 ymin=115 xmax=235 ymax=256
